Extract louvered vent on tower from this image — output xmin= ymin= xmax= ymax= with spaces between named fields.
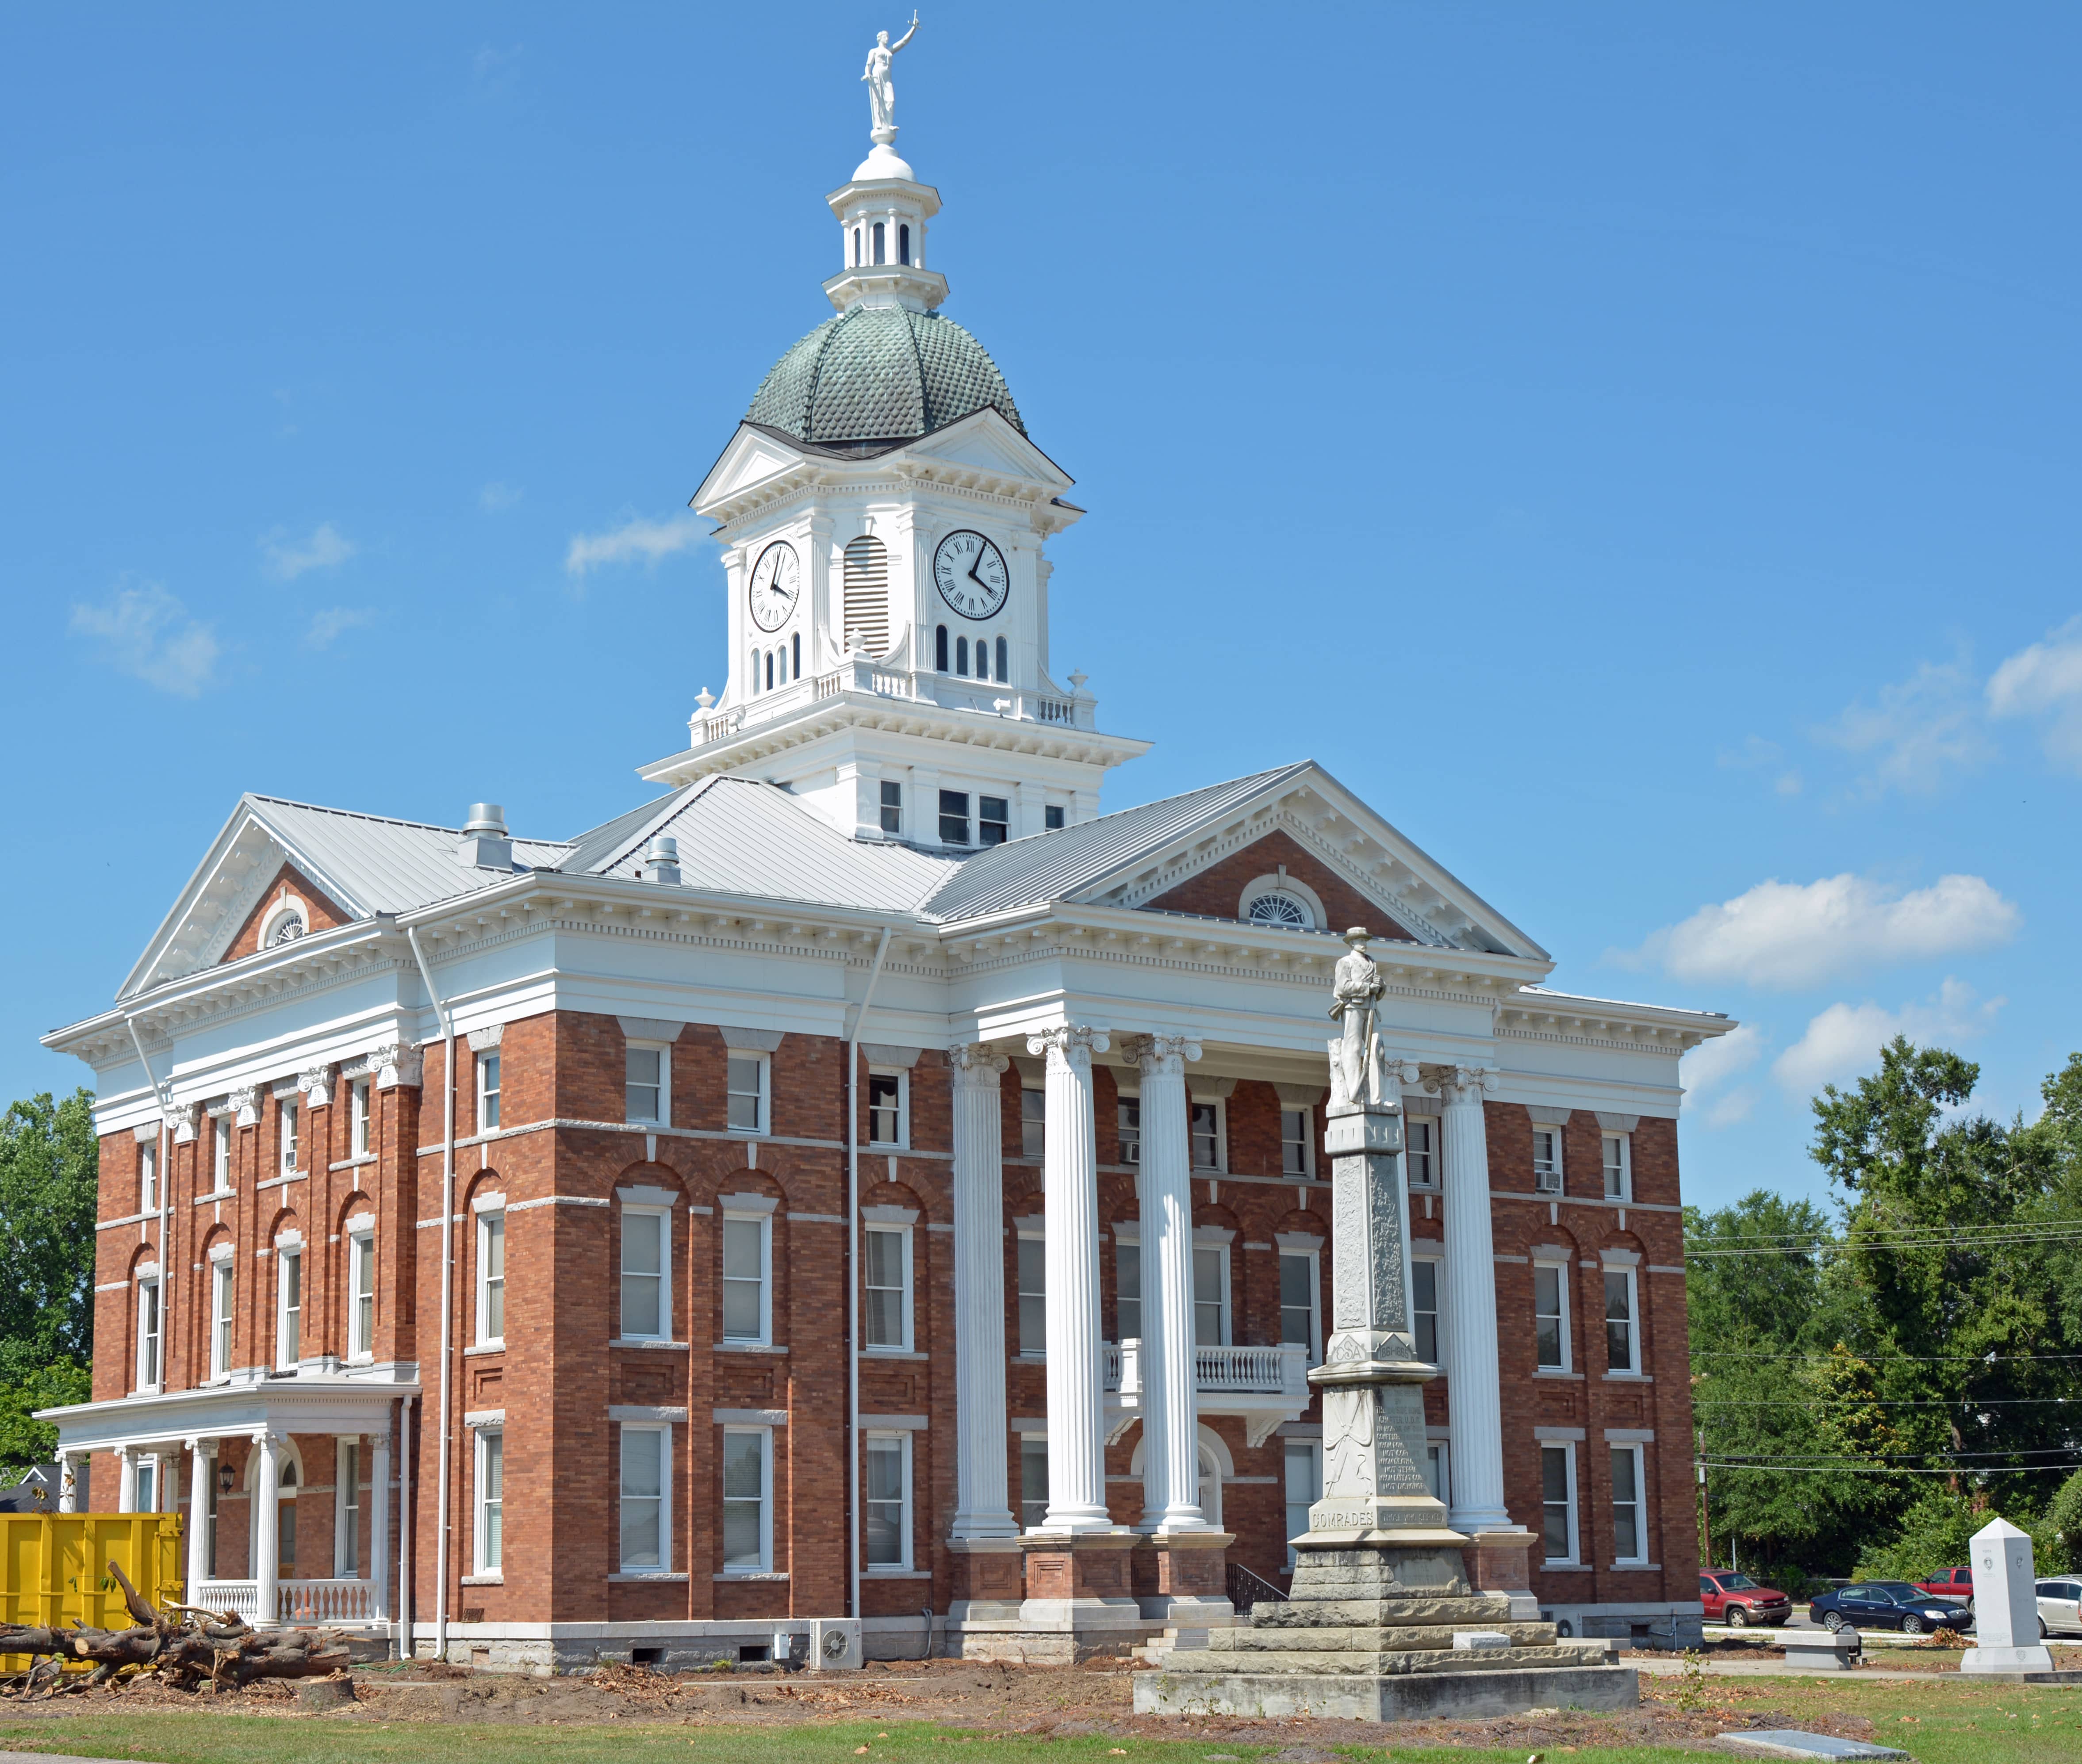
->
xmin=843 ymin=534 xmax=890 ymax=657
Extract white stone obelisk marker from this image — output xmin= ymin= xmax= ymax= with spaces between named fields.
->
xmin=1960 ymin=1515 xmax=2054 ymax=1675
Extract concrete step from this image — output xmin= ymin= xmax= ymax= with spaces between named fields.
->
xmin=1252 ymin=1596 xmax=1515 ymax=1630
xmin=1196 ymin=1642 xmax=1613 ymax=1676
xmin=1219 ymin=1622 xmax=1560 ymax=1653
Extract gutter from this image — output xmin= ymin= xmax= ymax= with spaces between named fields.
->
xmin=844 ymin=926 xmax=892 ymax=1625
xmin=406 ymin=926 xmax=456 ymax=1664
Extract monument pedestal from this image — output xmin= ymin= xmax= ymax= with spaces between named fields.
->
xmin=1960 ymin=1515 xmax=2059 ymax=1677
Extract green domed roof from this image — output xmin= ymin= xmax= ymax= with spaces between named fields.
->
xmin=746 ymin=305 xmax=1024 ymax=447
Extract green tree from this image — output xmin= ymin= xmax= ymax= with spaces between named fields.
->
xmin=0 ymin=1089 xmax=99 ymax=1473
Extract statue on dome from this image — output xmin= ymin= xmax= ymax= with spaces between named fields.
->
xmin=863 ymin=13 xmax=920 ymax=138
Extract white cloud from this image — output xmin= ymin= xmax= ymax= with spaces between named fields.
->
xmin=304 ymin=606 xmax=374 ymax=649
xmin=1821 ymin=657 xmax=1995 ymax=796
xmin=69 ymin=580 xmax=220 ymax=697
xmin=261 ymin=521 xmax=356 ymax=581
xmin=1629 ymin=872 xmax=2020 ymax=990
xmin=479 ymin=481 xmax=522 ymax=513
xmin=565 ymin=513 xmax=703 ymax=576
xmin=1703 ymin=1087 xmax=1757 ymax=1129
xmin=1988 ymin=615 xmax=2082 ymax=773
xmin=1681 ymin=1023 xmax=1766 ymax=1131
xmin=1771 ymin=978 xmax=2004 ymax=1095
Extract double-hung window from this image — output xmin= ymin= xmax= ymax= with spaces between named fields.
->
xmin=1534 ymin=1260 xmax=1572 ymax=1371
xmin=138 ymin=1141 xmax=157 ymax=1212
xmin=1410 ymin=1256 xmax=1441 ymax=1363
xmin=1192 ymin=1243 xmax=1228 ymax=1345
xmin=1278 ymin=1247 xmax=1319 ymax=1359
xmin=938 ymin=789 xmax=970 ymax=846
xmin=620 ymin=1424 xmax=670 ymax=1571
xmin=1603 ymin=1132 xmax=1630 ymax=1201
xmin=213 ymin=1117 xmax=232 ymax=1191
xmin=1541 ymin=1443 xmax=1579 ymax=1564
xmin=1020 ymin=1436 xmax=1050 ymax=1530
xmin=280 ymin=1098 xmax=299 ymax=1176
xmin=1283 ymin=1439 xmax=1321 ymax=1569
xmin=727 ymin=1055 xmax=767 ymax=1134
xmin=863 ymin=1224 xmax=911 ymax=1351
xmin=625 ymin=1044 xmax=666 ymax=1125
xmin=721 ymin=1212 xmax=771 ymax=1344
xmin=866 ymin=1070 xmax=905 ymax=1146
xmin=135 ymin=1276 xmax=162 ymax=1391
xmin=477 ymin=1209 xmax=506 ymax=1345
xmin=348 ymin=1228 xmax=376 ymax=1360
xmin=475 ymin=1429 xmax=504 ymax=1573
xmin=276 ymin=1245 xmax=302 ymax=1367
xmin=1116 ymin=1095 xmax=1142 ymax=1165
xmin=1610 ymin=1443 xmax=1646 ymax=1565
xmin=1281 ymin=1107 xmax=1313 ymax=1178
xmin=978 ymin=795 xmax=1009 ymax=846
xmin=350 ymin=1079 xmax=373 ymax=1157
xmin=1604 ymin=1267 xmax=1640 ymax=1374
xmin=1533 ymin=1126 xmax=1564 ymax=1193
xmin=336 ymin=1440 xmax=360 ymax=1575
xmin=720 ymin=1427 xmax=769 ymax=1572
xmin=1020 ymin=1087 xmax=1045 ymax=1159
xmin=210 ymin=1256 xmax=236 ymax=1378
xmin=1189 ymin=1101 xmax=1224 ymax=1172
xmin=878 ymin=780 xmax=902 ymax=835
xmin=620 ymin=1207 xmax=669 ymax=1341
xmin=1017 ymin=1232 xmax=1046 ymax=1355
xmin=1405 ymin=1116 xmax=1438 ymax=1189
xmin=1115 ymin=1231 xmax=1141 ymax=1342
xmin=478 ymin=1054 xmax=502 ymax=1131
xmin=864 ymin=1431 xmax=911 ymax=1570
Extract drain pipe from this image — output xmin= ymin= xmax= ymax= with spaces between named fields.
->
xmin=845 ymin=926 xmax=892 ymax=1627
xmin=406 ymin=926 xmax=456 ymax=1664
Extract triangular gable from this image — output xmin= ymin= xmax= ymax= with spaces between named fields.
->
xmin=221 ymin=864 xmax=354 ymax=962
xmin=893 ymin=406 xmax=1074 ymax=492
xmin=691 ymin=424 xmax=814 ymax=513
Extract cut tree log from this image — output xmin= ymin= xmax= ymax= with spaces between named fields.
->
xmin=0 ymin=1560 xmax=352 ymax=1696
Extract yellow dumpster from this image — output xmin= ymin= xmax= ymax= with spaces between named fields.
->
xmin=0 ymin=1514 xmax=184 ymax=1672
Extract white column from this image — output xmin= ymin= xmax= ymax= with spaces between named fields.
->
xmin=1135 ymin=1033 xmax=1209 ymax=1532
xmin=55 ymin=1450 xmax=78 ymax=1513
xmin=370 ymin=1421 xmax=393 ymax=1619
xmin=116 ymin=1446 xmax=136 ymax=1513
xmin=185 ymin=1439 xmax=212 ymax=1592
xmin=1026 ymin=1023 xmax=1113 ymax=1532
xmin=1441 ymin=1067 xmax=1511 ymax=1532
xmin=253 ymin=1430 xmax=283 ymax=1628
xmin=948 ymin=1043 xmax=1018 ymax=1539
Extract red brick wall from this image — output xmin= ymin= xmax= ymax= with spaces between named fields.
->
xmin=1141 ymin=830 xmax=1417 ymax=941
xmin=221 ymin=864 xmax=352 ymax=963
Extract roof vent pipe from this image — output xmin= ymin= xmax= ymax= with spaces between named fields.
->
xmin=641 ymin=835 xmax=681 ymax=885
xmin=459 ymin=803 xmax=513 ymax=871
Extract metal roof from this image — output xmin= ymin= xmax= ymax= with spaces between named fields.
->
xmin=745 ymin=305 xmax=1024 ymax=444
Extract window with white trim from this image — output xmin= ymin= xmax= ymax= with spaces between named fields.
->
xmin=726 ymin=1054 xmax=767 ymax=1134
xmin=477 ymin=1210 xmax=506 ymax=1346
xmin=978 ymin=794 xmax=1009 ymax=847
xmin=625 ymin=1044 xmax=666 ymax=1125
xmin=134 ymin=1456 xmax=157 ymax=1513
xmin=336 ymin=1440 xmax=360 ymax=1574
xmin=863 ymin=1224 xmax=911 ymax=1351
xmin=135 ymin=1276 xmax=162 ymax=1391
xmin=1603 ymin=1132 xmax=1630 ymax=1201
xmin=864 ymin=1431 xmax=911 ymax=1570
xmin=204 ymin=1461 xmax=219 ymax=1574
xmin=210 ymin=1258 xmax=236 ymax=1378
xmin=1610 ymin=1442 xmax=1646 ymax=1564
xmin=138 ymin=1141 xmax=157 ymax=1212
xmin=1604 ymin=1267 xmax=1640 ymax=1374
xmin=1189 ymin=1100 xmax=1225 ymax=1172
xmin=1017 ymin=1232 xmax=1046 ymax=1355
xmin=1020 ymin=1086 xmax=1044 ymax=1159
xmin=276 ymin=1247 xmax=302 ymax=1367
xmin=478 ymin=1053 xmax=502 ymax=1131
xmin=1533 ymin=1126 xmax=1564 ymax=1193
xmin=619 ymin=1206 xmax=669 ymax=1341
xmin=1020 ymin=1436 xmax=1049 ymax=1530
xmin=866 ymin=1070 xmax=906 ymax=1147
xmin=620 ymin=1424 xmax=670 ymax=1571
xmin=1278 ymin=1248 xmax=1319 ymax=1359
xmin=1283 ymin=1439 xmax=1321 ymax=1569
xmin=213 ymin=1117 xmax=232 ymax=1191
xmin=1534 ymin=1261 xmax=1571 ymax=1371
xmin=1411 ymin=1255 xmax=1440 ymax=1363
xmin=938 ymin=788 xmax=970 ymax=846
xmin=1117 ymin=1095 xmax=1142 ymax=1165
xmin=1280 ymin=1107 xmax=1312 ymax=1178
xmin=1406 ymin=1116 xmax=1438 ymax=1188
xmin=720 ymin=1426 xmax=769 ymax=1572
xmin=1115 ymin=1231 xmax=1140 ymax=1342
xmin=722 ymin=1211 xmax=771 ymax=1344
xmin=348 ymin=1229 xmax=376 ymax=1360
xmin=878 ymin=779 xmax=902 ymax=835
xmin=1192 ymin=1243 xmax=1229 ymax=1345
xmin=350 ymin=1080 xmax=373 ymax=1157
xmin=1541 ymin=1442 xmax=1579 ymax=1564
xmin=475 ymin=1429 xmax=504 ymax=1572
xmin=280 ymin=1097 xmax=299 ymax=1176
xmin=1425 ymin=1439 xmax=1450 ymax=1507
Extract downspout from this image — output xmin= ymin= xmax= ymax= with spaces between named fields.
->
xmin=406 ymin=926 xmax=456 ymax=1663
xmin=845 ymin=926 xmax=893 ymax=1625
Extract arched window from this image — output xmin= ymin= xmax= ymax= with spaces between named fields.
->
xmin=791 ymin=631 xmax=801 ymax=677
xmin=935 ymin=625 xmax=949 ymax=672
xmin=852 ymin=226 xmax=861 ymax=266
xmin=264 ymin=906 xmax=307 ymax=947
xmin=843 ymin=534 xmax=890 ymax=655
xmin=995 ymin=636 xmax=1009 ymax=682
xmin=749 ymin=648 xmax=760 ymax=694
xmin=1247 ymin=892 xmax=1312 ymax=928
xmin=873 ymin=221 xmax=885 ymax=265
xmin=899 ymin=223 xmax=911 ymax=266
xmin=956 ymin=635 xmax=969 ymax=675
xmin=765 ymin=650 xmax=774 ymax=692
xmin=974 ymin=639 xmax=989 ymax=681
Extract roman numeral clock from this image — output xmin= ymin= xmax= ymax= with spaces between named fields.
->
xmin=932 ymin=528 xmax=1008 ymax=620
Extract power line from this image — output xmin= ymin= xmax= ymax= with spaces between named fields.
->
xmin=1692 ymin=1349 xmax=2082 ymax=1363
xmin=1698 ymin=1460 xmax=2080 ymax=1477
xmin=1694 ymin=1396 xmax=2079 ymax=1407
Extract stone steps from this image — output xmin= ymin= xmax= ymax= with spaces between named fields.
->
xmin=1194 ymin=1642 xmax=1614 ymax=1676
xmin=1217 ymin=1621 xmax=1560 ymax=1653
xmin=1252 ymin=1595 xmax=1516 ymax=1629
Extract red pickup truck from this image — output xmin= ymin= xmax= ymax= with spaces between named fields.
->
xmin=1914 ymin=1567 xmax=1974 ymax=1603
xmin=1699 ymin=1570 xmax=1793 ymax=1627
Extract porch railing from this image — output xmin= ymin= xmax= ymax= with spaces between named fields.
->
xmin=277 ymin=1578 xmax=377 ymax=1625
xmin=191 ymin=1579 xmax=259 ymax=1621
xmin=1103 ymin=1340 xmax=1310 ymax=1397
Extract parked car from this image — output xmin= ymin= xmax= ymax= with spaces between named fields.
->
xmin=2037 ymin=1579 xmax=2082 ymax=1638
xmin=1914 ymin=1567 xmax=1975 ymax=1604
xmin=1699 ymin=1570 xmax=1793 ymax=1627
xmin=1809 ymin=1582 xmax=1974 ymax=1635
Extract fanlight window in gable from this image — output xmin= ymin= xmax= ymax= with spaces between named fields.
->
xmin=1246 ymin=891 xmax=1312 ymax=929
xmin=265 ymin=907 xmax=307 ymax=947
xmin=843 ymin=534 xmax=890 ymax=657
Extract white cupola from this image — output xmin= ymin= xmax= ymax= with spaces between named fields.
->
xmin=823 ymin=142 xmax=947 ymax=315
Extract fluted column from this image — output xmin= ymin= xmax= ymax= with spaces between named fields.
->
xmin=252 ymin=1431 xmax=283 ymax=1628
xmin=1133 ymin=1033 xmax=1209 ymax=1532
xmin=1026 ymin=1023 xmax=1113 ymax=1532
xmin=1441 ymin=1067 xmax=1511 ymax=1532
xmin=948 ymin=1043 xmax=1018 ymax=1539
xmin=185 ymin=1439 xmax=212 ymax=1593
xmin=370 ymin=1422 xmax=393 ymax=1619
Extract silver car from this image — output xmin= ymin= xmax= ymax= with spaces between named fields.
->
xmin=2036 ymin=1578 xmax=2082 ymax=1638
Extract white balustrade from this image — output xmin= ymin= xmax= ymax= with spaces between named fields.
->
xmin=192 ymin=1579 xmax=260 ymax=1622
xmin=277 ymin=1578 xmax=378 ymax=1625
xmin=1103 ymin=1340 xmax=1307 ymax=1397
xmin=694 ymin=662 xmax=1089 ymax=749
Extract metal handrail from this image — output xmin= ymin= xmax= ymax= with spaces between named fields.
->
xmin=1227 ymin=1560 xmax=1289 ymax=1615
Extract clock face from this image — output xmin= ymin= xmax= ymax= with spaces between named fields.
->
xmin=933 ymin=529 xmax=1010 ymax=620
xmin=747 ymin=540 xmax=801 ymax=632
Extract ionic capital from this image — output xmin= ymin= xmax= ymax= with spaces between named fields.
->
xmin=1026 ymin=1024 xmax=1109 ymax=1071
xmin=299 ymin=1063 xmax=336 ymax=1107
xmin=226 ymin=1086 xmax=261 ymax=1127
xmin=1443 ymin=1064 xmax=1499 ymax=1102
xmin=163 ymin=1101 xmax=198 ymax=1143
xmin=947 ymin=1042 xmax=1011 ymax=1089
xmin=1120 ymin=1032 xmax=1202 ymax=1078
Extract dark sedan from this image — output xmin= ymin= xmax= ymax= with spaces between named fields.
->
xmin=1809 ymin=1581 xmax=1974 ymax=1635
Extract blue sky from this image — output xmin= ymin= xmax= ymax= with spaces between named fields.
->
xmin=2 ymin=4 xmax=2076 ymax=1214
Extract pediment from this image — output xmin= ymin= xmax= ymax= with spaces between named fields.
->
xmin=896 ymin=408 xmax=1071 ymax=490
xmin=691 ymin=425 xmax=813 ymax=513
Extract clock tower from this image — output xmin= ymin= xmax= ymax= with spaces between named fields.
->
xmin=638 ymin=112 xmax=1148 ymax=848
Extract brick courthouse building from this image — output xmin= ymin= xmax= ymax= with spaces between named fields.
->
xmin=41 ymin=95 xmax=1734 ymax=1668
